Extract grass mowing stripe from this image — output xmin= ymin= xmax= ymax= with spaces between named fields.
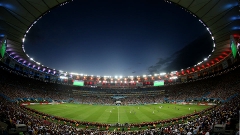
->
xmin=96 ymin=106 xmax=114 ymax=123
xmin=123 ymin=106 xmax=140 ymax=123
xmin=84 ymin=106 xmax=110 ymax=123
xmin=28 ymin=105 xmax=65 ymax=115
xmin=72 ymin=105 xmax=97 ymax=120
xmin=138 ymin=106 xmax=159 ymax=122
xmin=132 ymin=106 xmax=152 ymax=123
xmin=117 ymin=106 xmax=129 ymax=124
xmin=107 ymin=106 xmax=119 ymax=123
xmin=63 ymin=109 xmax=86 ymax=120
xmin=79 ymin=106 xmax=104 ymax=121
xmin=57 ymin=104 xmax=92 ymax=119
xmin=74 ymin=105 xmax=100 ymax=120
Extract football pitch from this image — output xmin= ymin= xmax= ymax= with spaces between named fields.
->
xmin=27 ymin=103 xmax=210 ymax=124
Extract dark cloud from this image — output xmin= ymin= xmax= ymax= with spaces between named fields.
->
xmin=148 ymin=31 xmax=213 ymax=74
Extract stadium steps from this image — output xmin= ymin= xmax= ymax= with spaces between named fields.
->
xmin=0 ymin=93 xmax=14 ymax=102
xmin=224 ymin=93 xmax=238 ymax=103
xmin=202 ymin=92 xmax=210 ymax=98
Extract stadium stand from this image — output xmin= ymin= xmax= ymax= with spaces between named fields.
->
xmin=0 ymin=62 xmax=240 ymax=134
xmin=0 ymin=0 xmax=240 ymax=134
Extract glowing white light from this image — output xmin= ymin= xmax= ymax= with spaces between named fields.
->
xmin=171 ymin=71 xmax=177 ymax=74
xmin=170 ymin=76 xmax=178 ymax=79
xmin=160 ymin=73 xmax=166 ymax=76
xmin=204 ymin=58 xmax=207 ymax=61
xmin=70 ymin=72 xmax=79 ymax=75
xmin=22 ymin=38 xmax=25 ymax=42
xmin=60 ymin=76 xmax=68 ymax=79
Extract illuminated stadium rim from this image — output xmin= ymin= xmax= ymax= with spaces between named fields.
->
xmin=3 ymin=0 xmax=240 ymax=77
xmin=20 ymin=1 xmax=215 ymax=76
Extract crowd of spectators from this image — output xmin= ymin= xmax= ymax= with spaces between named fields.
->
xmin=166 ymin=65 xmax=240 ymax=102
xmin=1 ymin=63 xmax=239 ymax=104
xmin=0 ymin=93 xmax=239 ymax=134
xmin=0 ymin=63 xmax=240 ymax=134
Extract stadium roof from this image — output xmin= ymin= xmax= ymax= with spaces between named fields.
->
xmin=0 ymin=0 xmax=240 ymax=74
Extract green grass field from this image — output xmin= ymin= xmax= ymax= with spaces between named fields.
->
xmin=27 ymin=103 xmax=210 ymax=124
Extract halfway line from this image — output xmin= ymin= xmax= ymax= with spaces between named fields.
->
xmin=118 ymin=106 xmax=119 ymax=123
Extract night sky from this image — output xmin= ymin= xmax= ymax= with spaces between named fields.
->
xmin=24 ymin=0 xmax=212 ymax=76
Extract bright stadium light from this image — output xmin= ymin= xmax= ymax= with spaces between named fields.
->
xmin=60 ymin=76 xmax=68 ymax=79
xmin=171 ymin=71 xmax=177 ymax=74
xmin=160 ymin=73 xmax=166 ymax=76
xmin=170 ymin=76 xmax=178 ymax=79
xmin=70 ymin=72 xmax=79 ymax=75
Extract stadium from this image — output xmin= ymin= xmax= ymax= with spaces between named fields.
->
xmin=0 ymin=0 xmax=240 ymax=135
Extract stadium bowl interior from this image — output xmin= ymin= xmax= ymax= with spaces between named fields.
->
xmin=0 ymin=0 xmax=240 ymax=134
